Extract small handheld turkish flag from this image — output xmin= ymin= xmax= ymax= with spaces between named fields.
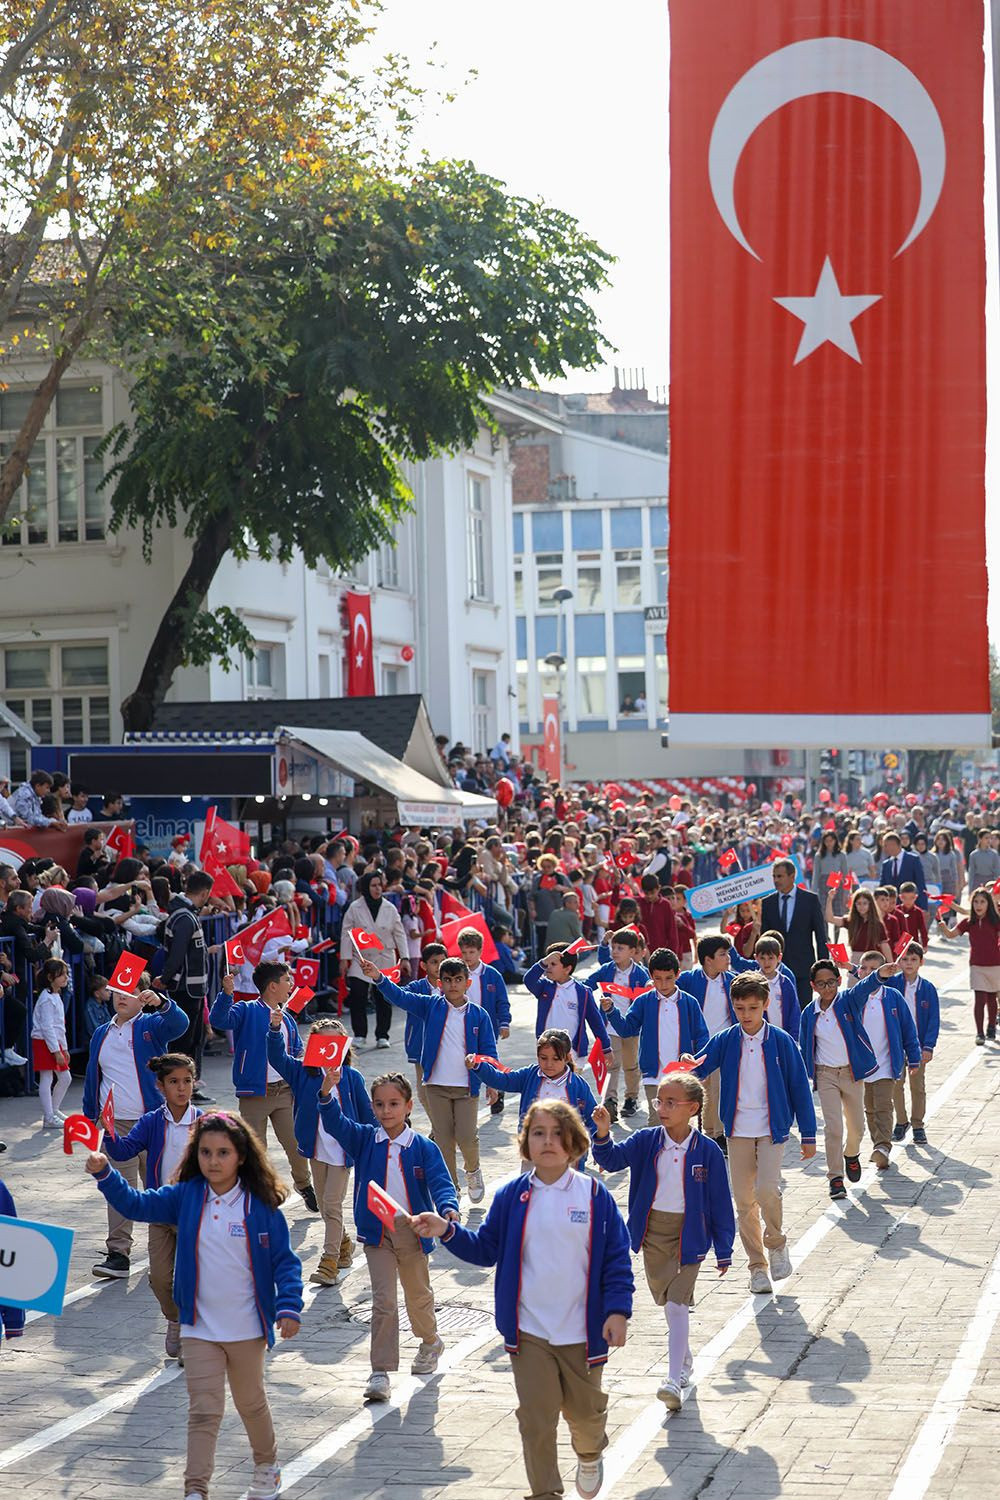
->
xmin=294 ymin=958 xmax=320 ymax=990
xmin=718 ymin=848 xmax=739 ymax=872
xmin=663 ymin=1059 xmax=698 ymax=1075
xmin=368 ymin=1179 xmax=406 ymax=1231
xmin=468 ymin=1054 xmax=510 ymax=1072
xmin=105 ymin=824 xmax=135 ymax=863
xmin=349 ymin=927 xmax=383 ymax=955
xmin=828 ymin=942 xmax=850 ymax=966
xmin=108 ymin=951 xmax=147 ymax=995
xmin=224 ymin=933 xmax=246 ymax=968
xmin=285 ymin=986 xmax=314 ymax=1016
xmin=588 ymin=1039 xmax=609 ymax=1100
xmin=100 ymin=1089 xmax=117 ymax=1140
xmin=63 ymin=1114 xmax=99 ymax=1155
xmin=382 ymin=966 xmax=401 ymax=983
xmin=895 ymin=933 xmax=914 ymax=958
xmin=564 ymin=937 xmax=595 ymax=956
xmin=303 ymin=1031 xmax=349 ymax=1070
xmin=826 ymin=872 xmax=845 ymax=890
xmin=935 ymin=893 xmax=956 ymax=913
xmin=311 ymin=938 xmax=336 ymax=954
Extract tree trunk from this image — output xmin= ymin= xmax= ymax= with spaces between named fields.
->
xmin=0 ymin=316 xmax=91 ymax=516
xmin=120 ymin=510 xmax=236 ymax=733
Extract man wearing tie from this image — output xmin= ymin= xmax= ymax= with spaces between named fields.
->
xmin=760 ymin=859 xmax=829 ymax=1011
xmin=878 ymin=832 xmax=928 ymax=911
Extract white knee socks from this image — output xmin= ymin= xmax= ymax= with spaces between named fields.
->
xmin=39 ymin=1069 xmax=70 ymax=1121
xmin=665 ymin=1300 xmax=691 ymax=1383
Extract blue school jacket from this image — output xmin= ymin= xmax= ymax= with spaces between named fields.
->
xmin=439 ymin=1172 xmax=634 ymax=1365
xmin=798 ymin=989 xmax=879 ymax=1083
xmin=676 ymin=967 xmax=737 ymax=1028
xmin=880 ymin=974 xmax=940 ymax=1051
xmin=469 ymin=962 xmax=512 ymax=1038
xmin=317 ymin=1092 xmax=458 ymax=1252
xmin=208 ymin=992 xmax=303 ymax=1096
xmin=265 ymin=1029 xmax=375 ymax=1159
xmin=469 ymin=1058 xmax=598 ymax=1138
xmin=604 ymin=988 xmax=710 ymax=1081
xmin=524 ymin=961 xmax=612 ymax=1055
xmin=94 ymin=1168 xmax=303 ymax=1346
xmin=375 ymin=975 xmax=496 ymax=1095
xmin=582 ymin=959 xmax=651 ymax=996
xmin=0 ymin=1180 xmax=25 ymax=1343
xmin=728 ymin=950 xmax=797 ymax=984
xmin=103 ymin=1103 xmax=204 ymax=1188
xmin=592 ymin=1125 xmax=735 ymax=1265
xmin=844 ymin=972 xmax=923 ymax=1078
xmin=695 ymin=1022 xmax=817 ymax=1144
xmin=82 ymin=1000 xmax=189 ymax=1120
xmin=402 ymin=977 xmax=433 ymax=1063
xmin=763 ymin=972 xmax=802 ymax=1034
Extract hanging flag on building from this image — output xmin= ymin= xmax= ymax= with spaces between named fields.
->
xmin=346 ymin=591 xmax=376 ymax=697
xmin=541 ymin=695 xmax=561 ymax=782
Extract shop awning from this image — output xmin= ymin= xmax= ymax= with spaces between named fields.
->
xmin=280 ymin=727 xmax=496 ymax=826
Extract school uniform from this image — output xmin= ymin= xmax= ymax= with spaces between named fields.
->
xmin=728 ymin=950 xmax=797 ymax=984
xmin=439 ymin=1170 xmax=633 ymax=1500
xmin=882 ymin=972 xmax=940 ymax=1130
xmin=799 ymin=988 xmax=878 ymax=1182
xmin=470 ymin=1058 xmax=599 ymax=1156
xmin=849 ymin=972 xmax=922 ymax=1160
xmin=208 ymin=991 xmax=311 ymax=1195
xmin=375 ymin=973 xmax=496 ymax=1190
xmin=318 ymin=1091 xmax=457 ymax=1372
xmin=401 ymin=976 xmax=435 ymax=1111
xmin=266 ymin=1028 xmax=375 ymax=1261
xmin=103 ymin=1101 xmax=204 ymax=1320
xmin=676 ymin=967 xmax=737 ymax=1139
xmin=0 ymin=1180 xmax=25 ymax=1348
xmin=760 ymin=971 xmax=802 ymax=1034
xmin=604 ymin=986 xmax=710 ymax=1125
xmin=525 ymin=960 xmax=612 ymax=1059
xmin=895 ymin=902 xmax=928 ymax=949
xmin=93 ymin=1165 xmax=303 ymax=1499
xmin=694 ymin=1023 xmax=816 ymax=1272
xmin=82 ymin=998 xmax=188 ymax=1260
xmin=583 ymin=959 xmax=650 ymax=1107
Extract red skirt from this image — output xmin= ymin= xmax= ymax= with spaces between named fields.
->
xmin=32 ymin=1038 xmax=68 ymax=1072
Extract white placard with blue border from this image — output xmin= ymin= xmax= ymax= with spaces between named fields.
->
xmin=0 ymin=1214 xmax=74 ymax=1314
xmin=684 ymin=856 xmax=804 ymax=919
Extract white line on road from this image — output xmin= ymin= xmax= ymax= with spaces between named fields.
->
xmin=24 ymin=1257 xmax=151 ymax=1324
xmin=0 ymin=1366 xmax=183 ymax=1472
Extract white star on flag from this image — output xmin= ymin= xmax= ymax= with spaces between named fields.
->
xmin=774 ymin=257 xmax=881 ymax=365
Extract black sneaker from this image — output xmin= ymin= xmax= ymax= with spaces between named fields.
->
xmin=92 ymin=1252 xmax=131 ymax=1279
xmin=490 ymin=1095 xmax=505 ymax=1116
xmin=912 ymin=1127 xmax=928 ymax=1145
xmin=892 ymin=1122 xmax=909 ymax=1142
xmin=976 ymin=1034 xmax=986 ymax=1046
xmin=988 ymin=1025 xmax=997 ymax=1041
xmin=606 ymin=1097 xmax=619 ymax=1124
xmin=829 ymin=1176 xmax=847 ymax=1201
xmin=300 ymin=1184 xmax=319 ymax=1213
xmin=844 ymin=1154 xmax=861 ymax=1183
xmin=191 ymin=1086 xmax=215 ymax=1103
xmin=621 ymin=1096 xmax=638 ymax=1117
xmin=714 ymin=1134 xmax=729 ymax=1158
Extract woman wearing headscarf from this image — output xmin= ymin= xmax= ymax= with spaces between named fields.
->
xmin=340 ymin=872 xmax=408 ymax=1048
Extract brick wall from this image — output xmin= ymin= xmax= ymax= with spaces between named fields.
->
xmin=511 ymin=441 xmax=550 ymax=505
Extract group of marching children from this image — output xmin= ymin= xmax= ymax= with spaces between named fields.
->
xmin=72 ymin=912 xmax=942 ymax=1500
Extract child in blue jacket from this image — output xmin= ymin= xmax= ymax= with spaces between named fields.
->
xmin=798 ymin=957 xmax=879 ymax=1200
xmin=266 ymin=1014 xmax=375 ymax=1286
xmin=86 ymin=1111 xmax=302 ymax=1500
xmin=582 ymin=925 xmax=650 ymax=1121
xmin=600 ymin=947 xmax=710 ymax=1126
xmin=318 ymin=1064 xmax=458 ymax=1403
xmin=884 ymin=942 xmax=939 ymax=1145
xmin=0 ymin=1178 xmax=25 ymax=1351
xmin=410 ymin=1098 xmax=633 ymax=1500
xmin=848 ymin=951 xmax=922 ymax=1170
xmin=469 ymin=1027 xmax=599 ymax=1156
xmin=458 ymin=926 xmax=511 ymax=1115
xmin=401 ymin=942 xmax=446 ymax=1112
xmin=103 ymin=1051 xmax=202 ymax=1361
xmin=525 ymin=946 xmax=612 ymax=1060
xmin=592 ymin=1070 xmax=734 ymax=1410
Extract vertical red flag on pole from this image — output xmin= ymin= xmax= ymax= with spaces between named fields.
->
xmin=667 ymin=1 xmax=988 ymax=749
xmin=541 ymin=695 xmax=561 ymax=782
xmin=346 ymin=591 xmax=376 ymax=696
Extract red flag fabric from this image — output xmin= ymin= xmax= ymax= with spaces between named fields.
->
xmin=368 ymin=1178 xmax=406 ymax=1230
xmin=440 ymin=891 xmax=473 ymax=922
xmin=667 ymin=1 xmax=989 ymax=749
xmin=100 ymin=1090 xmax=117 ymax=1139
xmin=294 ymin=958 xmax=320 ymax=990
xmin=349 ymin=927 xmax=384 ymax=954
xmin=934 ymin=893 xmax=956 ymax=913
xmin=468 ymin=1054 xmax=511 ymax=1072
xmin=206 ymin=859 xmax=242 ymax=900
xmin=588 ymin=1039 xmax=609 ymax=1100
xmin=564 ymin=937 xmax=596 ymax=956
xmin=63 ymin=1114 xmax=99 ymax=1155
xmin=303 ymin=1032 xmax=349 ymax=1069
xmin=541 ymin=695 xmax=561 ymax=782
xmin=241 ymin=908 xmax=294 ymax=967
xmin=828 ymin=942 xmax=850 ymax=966
xmin=382 ymin=966 xmax=402 ymax=983
xmin=346 ymin=591 xmax=376 ymax=696
xmin=224 ymin=932 xmax=247 ymax=968
xmin=718 ymin=849 xmax=738 ymax=872
xmin=200 ymin=807 xmax=251 ymax=867
xmin=105 ymin=824 xmax=134 ymax=863
xmin=108 ymin=951 xmax=147 ymax=995
xmin=311 ymin=938 xmax=336 ymax=954
xmin=894 ymin=932 xmax=915 ymax=958
xmin=440 ymin=910 xmax=498 ymax=965
xmin=286 ymin=986 xmax=315 ymax=1015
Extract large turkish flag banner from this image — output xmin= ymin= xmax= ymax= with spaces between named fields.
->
xmin=667 ymin=1 xmax=988 ymax=748
xmin=541 ymin=696 xmax=561 ymax=782
xmin=346 ymin=591 xmax=376 ymax=697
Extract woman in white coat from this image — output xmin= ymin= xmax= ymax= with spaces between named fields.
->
xmin=340 ymin=871 xmax=409 ymax=1047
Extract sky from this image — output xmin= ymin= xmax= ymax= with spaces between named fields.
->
xmin=374 ymin=2 xmax=999 ymax=635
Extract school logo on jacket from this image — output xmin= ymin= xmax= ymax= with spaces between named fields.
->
xmin=692 ymin=1164 xmax=708 ymax=1182
xmin=258 ymin=1232 xmax=269 ymax=1247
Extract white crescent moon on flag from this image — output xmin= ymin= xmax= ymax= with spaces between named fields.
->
xmin=708 ymin=37 xmax=946 ymax=261
xmin=354 ymin=611 xmax=368 ymax=649
xmin=544 ymin=712 xmax=558 ymax=746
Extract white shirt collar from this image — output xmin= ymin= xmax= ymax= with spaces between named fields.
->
xmin=165 ymin=1104 xmax=198 ymax=1127
xmin=375 ymin=1125 xmax=416 ymax=1149
xmin=211 ymin=1180 xmax=245 ymax=1207
xmin=528 ymin=1166 xmax=576 ymax=1191
xmin=661 ymin=1127 xmax=694 ymax=1153
xmin=741 ymin=1023 xmax=768 ymax=1046
xmin=539 ymin=1068 xmax=570 ymax=1085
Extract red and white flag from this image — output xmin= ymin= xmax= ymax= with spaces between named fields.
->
xmin=63 ymin=1114 xmax=99 ymax=1155
xmin=346 ymin=591 xmax=376 ymax=696
xmin=286 ymin=986 xmax=315 ymax=1016
xmin=200 ymin=807 xmax=251 ymax=867
xmin=105 ymin=824 xmax=134 ymax=863
xmin=718 ymin=848 xmax=739 ymax=873
xmin=240 ymin=908 xmax=293 ymax=967
xmin=108 ymin=951 xmax=147 ymax=995
xmin=541 ymin=695 xmax=561 ymax=782
xmin=828 ymin=942 xmax=850 ymax=966
xmin=440 ymin=910 xmax=498 ymax=965
xmin=304 ymin=1031 xmax=350 ymax=1069
xmin=667 ymin=0 xmax=989 ymax=750
xmin=224 ymin=932 xmax=247 ymax=968
xmin=349 ymin=927 xmax=383 ymax=955
xmin=367 ymin=1179 xmax=405 ymax=1230
xmin=100 ymin=1089 xmax=117 ymax=1140
xmin=588 ymin=1039 xmax=609 ymax=1101
xmin=294 ymin=958 xmax=320 ymax=990
xmin=206 ymin=858 xmax=242 ymax=900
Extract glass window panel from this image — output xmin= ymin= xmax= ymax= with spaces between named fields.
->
xmin=512 ymin=512 xmax=524 ymax=555
xmin=56 ymin=385 xmax=102 ymax=427
xmin=531 ymin=511 xmax=563 ymax=551
xmin=575 ymin=614 xmax=606 ymax=655
xmin=571 ymin=510 xmax=603 ymax=549
xmin=0 ymin=390 xmax=33 ymax=431
xmin=610 ymin=508 xmax=643 ymax=548
xmin=473 ymin=670 xmax=489 ymax=707
xmin=575 ymin=553 xmax=603 ymax=610
xmin=614 ymin=612 xmax=646 ymax=654
xmin=615 ymin=550 xmax=642 ymax=607
xmin=653 ymin=548 xmax=667 ymax=604
xmin=516 ymin=662 xmax=528 ymax=721
xmin=617 ymin=658 xmax=646 ymax=715
xmin=516 ymin=617 xmax=527 ymax=658
xmin=576 ymin=656 xmax=607 ymax=717
xmin=57 ymin=437 xmax=80 ymax=542
xmin=9 ymin=744 xmax=27 ymax=783
xmin=84 ymin=437 xmax=104 ymax=539
xmin=62 ymin=643 xmax=108 ymax=685
xmin=0 ymin=442 xmax=20 ymax=547
xmin=534 ymin=614 xmax=558 ymax=657
xmin=6 ymin=647 xmax=50 ymax=689
xmin=63 ymin=696 xmax=84 ymax=742
xmin=255 ymin=647 xmax=273 ymax=688
xmin=513 ymin=566 xmax=524 ymax=612
xmin=536 ymin=554 xmax=564 ymax=610
xmin=89 ymin=695 xmax=111 ymax=742
xmin=30 ymin=696 xmax=52 ymax=741
xmin=26 ymin=442 xmax=47 ymax=543
xmin=650 ymin=508 xmax=668 ymax=548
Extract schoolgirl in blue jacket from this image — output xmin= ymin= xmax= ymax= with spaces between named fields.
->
xmin=82 ymin=991 xmax=189 ymax=1120
xmin=209 ymin=976 xmax=303 ymax=1097
xmin=0 ymin=1179 xmax=25 ymax=1348
xmin=524 ymin=954 xmax=612 ymax=1056
xmin=694 ymin=1022 xmax=817 ymax=1145
xmin=592 ymin=1118 xmax=734 ymax=1263
xmin=103 ymin=1053 xmax=204 ymax=1189
xmin=469 ymin=1027 xmax=599 ymax=1147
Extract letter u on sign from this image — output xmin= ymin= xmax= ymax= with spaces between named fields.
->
xmin=0 ymin=1215 xmax=75 ymax=1315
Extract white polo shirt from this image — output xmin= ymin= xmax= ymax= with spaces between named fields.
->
xmin=702 ymin=975 xmax=731 ymax=1036
xmin=537 ymin=1069 xmax=572 ymax=1101
xmin=862 ymin=991 xmax=893 ymax=1081
xmin=181 ymin=1182 xmax=260 ymax=1343
xmin=376 ymin=1124 xmax=416 ymax=1211
xmin=651 ymin=1126 xmax=693 ymax=1212
xmin=97 ymin=1016 xmax=145 ymax=1120
xmin=547 ymin=980 xmax=581 ymax=1038
xmin=518 ymin=1168 xmax=592 ymax=1345
xmin=160 ymin=1104 xmax=199 ymax=1186
xmin=731 ymin=1027 xmax=770 ymax=1138
xmin=433 ymin=1003 xmax=470 ymax=1086
xmin=641 ymin=992 xmax=681 ymax=1087
xmin=467 ymin=963 xmax=483 ymax=1008
xmin=903 ymin=980 xmax=919 ymax=1028
xmin=813 ymin=1002 xmax=850 ymax=1068
xmin=314 ymin=1084 xmax=347 ymax=1166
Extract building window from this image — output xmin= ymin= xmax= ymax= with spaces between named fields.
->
xmin=513 ymin=565 xmax=524 ymax=613
xmin=467 ymin=473 xmax=490 ymax=600
xmin=614 ymin=549 xmax=643 ymax=607
xmin=617 ymin=657 xmax=647 ymax=716
xmin=576 ymin=656 xmax=607 ymax=717
xmin=1 ymin=383 xmax=106 ymax=547
xmin=318 ymin=654 xmax=331 ymax=697
xmin=653 ymin=547 xmax=667 ymax=604
xmin=245 ymin=643 xmax=283 ymax=699
xmin=376 ymin=532 xmax=400 ymax=589
xmin=536 ymin=553 xmax=564 ymax=610
xmin=3 ymin=639 xmax=110 ymax=761
xmin=472 ymin=669 xmax=493 ymax=751
xmin=382 ymin=665 xmax=402 ymax=695
xmin=516 ymin=660 xmax=528 ymax=722
xmin=575 ymin=552 xmax=603 ymax=610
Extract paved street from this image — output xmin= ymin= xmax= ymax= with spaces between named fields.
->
xmin=1 ymin=940 xmax=998 ymax=1500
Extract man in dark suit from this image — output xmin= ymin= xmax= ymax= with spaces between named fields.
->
xmin=879 ymin=832 xmax=928 ymax=910
xmin=760 ymin=859 xmax=829 ymax=1011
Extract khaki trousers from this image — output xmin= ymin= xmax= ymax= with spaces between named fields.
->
xmin=413 ymin=1059 xmax=430 ymax=1115
xmin=423 ymin=1083 xmax=480 ymax=1188
xmin=148 ymin=1222 xmax=178 ymax=1321
xmin=310 ymin=1160 xmax=350 ymax=1257
xmin=701 ymin=1070 xmax=722 ymax=1138
xmin=893 ymin=1061 xmax=927 ymax=1130
xmin=608 ymin=1033 xmax=640 ymax=1104
xmin=815 ymin=1064 xmax=866 ymax=1180
xmin=181 ymin=1336 xmax=275 ymax=1498
xmin=364 ymin=1221 xmax=437 ymax=1371
xmin=511 ymin=1332 xmax=608 ymax=1500
xmin=864 ymin=1077 xmax=896 ymax=1157
xmin=727 ymin=1135 xmax=786 ymax=1271
xmin=106 ymin=1117 xmax=144 ymax=1257
xmin=239 ymin=1082 xmax=311 ymax=1192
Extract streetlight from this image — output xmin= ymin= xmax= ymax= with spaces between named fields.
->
xmin=546 ymin=585 xmax=574 ymax=772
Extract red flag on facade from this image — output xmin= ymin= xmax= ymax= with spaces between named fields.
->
xmin=346 ymin=591 xmax=376 ymax=696
xmin=667 ymin=1 xmax=989 ymax=750
xmin=541 ymin=696 xmax=561 ymax=782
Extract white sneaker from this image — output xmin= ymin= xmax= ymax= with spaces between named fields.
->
xmin=3 ymin=1049 xmax=27 ymax=1067
xmin=679 ymin=1351 xmax=694 ymax=1389
xmin=410 ymin=1335 xmax=444 ymax=1374
xmin=466 ymin=1167 xmax=485 ymax=1203
xmin=52 ymin=1110 xmax=67 ymax=1124
xmin=375 ymin=1038 xmax=390 ymax=1050
xmin=42 ymin=1117 xmax=62 ymax=1130
xmin=769 ymin=1245 xmax=793 ymax=1281
xmin=246 ymin=1465 xmax=282 ymax=1499
xmin=749 ymin=1267 xmax=772 ymax=1294
xmin=657 ymin=1376 xmax=683 ymax=1410
xmin=352 ymin=1035 xmax=368 ymax=1049
xmin=365 ymin=1370 xmax=391 ymax=1402
xmin=575 ymin=1458 xmax=604 ymax=1499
